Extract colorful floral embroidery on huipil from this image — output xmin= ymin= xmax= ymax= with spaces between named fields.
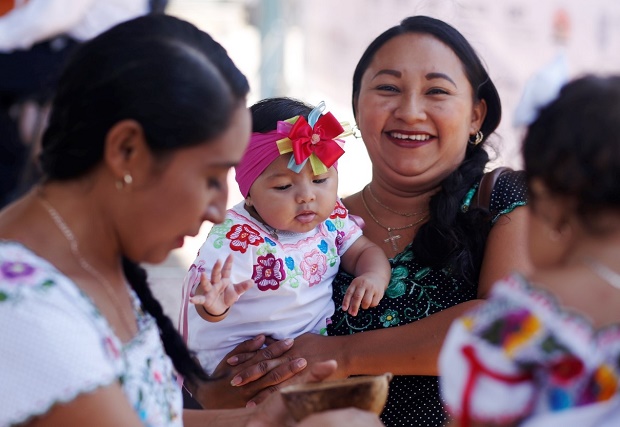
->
xmin=1 ymin=260 xmax=35 ymax=279
xmin=330 ymin=200 xmax=347 ymax=219
xmin=253 ymin=253 xmax=286 ymax=291
xmin=226 ymin=224 xmax=264 ymax=253
xmin=480 ymin=308 xmax=542 ymax=356
xmin=300 ymin=249 xmax=327 ymax=287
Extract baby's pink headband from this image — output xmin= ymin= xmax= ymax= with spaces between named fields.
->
xmin=235 ymin=102 xmax=352 ymax=197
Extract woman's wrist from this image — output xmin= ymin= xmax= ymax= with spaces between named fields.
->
xmin=331 ymin=335 xmax=355 ymax=377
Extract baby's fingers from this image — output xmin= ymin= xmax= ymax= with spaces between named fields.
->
xmin=219 ymin=254 xmax=234 ymax=280
xmin=234 ymin=279 xmax=253 ymax=296
xmin=359 ymin=289 xmax=376 ymax=310
xmin=342 ymin=285 xmax=366 ymax=317
xmin=189 ymin=294 xmax=207 ymax=305
xmin=210 ymin=258 xmax=224 ymax=284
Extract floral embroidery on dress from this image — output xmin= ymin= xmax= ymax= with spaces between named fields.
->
xmin=226 ymin=224 xmax=264 ymax=253
xmin=330 ymin=200 xmax=347 ymax=219
xmin=1 ymin=259 xmax=56 ymax=302
xmin=300 ymin=249 xmax=327 ymax=287
xmin=480 ymin=308 xmax=542 ymax=356
xmin=1 ymin=242 xmax=183 ymax=427
xmin=253 ymin=253 xmax=286 ymax=291
xmin=209 ymin=219 xmax=234 ymax=249
xmin=1 ymin=260 xmax=35 ymax=279
xmin=380 ymin=309 xmax=400 ymax=327
xmin=441 ymin=274 xmax=620 ymax=426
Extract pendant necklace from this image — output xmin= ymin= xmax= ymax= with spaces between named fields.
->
xmin=366 ymin=184 xmax=428 ymax=217
xmin=37 ymin=192 xmax=136 ymax=336
xmin=584 ymin=258 xmax=620 ymax=290
xmin=361 ymin=187 xmax=428 ymax=252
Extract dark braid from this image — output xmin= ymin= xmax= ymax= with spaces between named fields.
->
xmin=122 ymin=258 xmax=208 ymax=385
xmin=413 ymin=145 xmax=491 ymax=284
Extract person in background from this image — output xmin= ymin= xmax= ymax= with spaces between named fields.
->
xmin=0 ymin=0 xmax=159 ymax=208
xmin=188 ymin=15 xmax=532 ymax=427
xmin=180 ymin=97 xmax=390 ymax=382
xmin=0 ymin=14 xmax=383 ymax=427
xmin=440 ymin=75 xmax=620 ymax=427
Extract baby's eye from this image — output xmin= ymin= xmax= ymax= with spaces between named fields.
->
xmin=313 ymin=178 xmax=328 ymax=184
xmin=274 ymin=184 xmax=291 ymax=190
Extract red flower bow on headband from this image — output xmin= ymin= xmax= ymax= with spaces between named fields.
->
xmin=287 ymin=112 xmax=345 ymax=169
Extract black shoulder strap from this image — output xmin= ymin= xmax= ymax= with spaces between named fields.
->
xmin=472 ymin=167 xmax=513 ymax=211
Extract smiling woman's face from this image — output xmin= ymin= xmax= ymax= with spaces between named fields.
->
xmin=355 ymin=32 xmax=486 ymax=191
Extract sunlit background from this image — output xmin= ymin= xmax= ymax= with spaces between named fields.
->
xmin=150 ymin=0 xmax=620 ymax=319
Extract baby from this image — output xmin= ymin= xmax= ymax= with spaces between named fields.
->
xmin=180 ymin=97 xmax=391 ymax=375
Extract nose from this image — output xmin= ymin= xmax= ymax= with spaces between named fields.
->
xmin=295 ymin=183 xmax=316 ymax=204
xmin=394 ymin=94 xmax=426 ymax=123
xmin=203 ymin=187 xmax=229 ymax=225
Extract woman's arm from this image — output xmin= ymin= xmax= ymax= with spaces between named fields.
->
xmin=207 ymin=300 xmax=480 ymax=408
xmin=477 ymin=206 xmax=532 ymax=297
xmin=199 ymin=206 xmax=532 ymax=405
xmin=22 ymin=383 xmax=145 ymax=427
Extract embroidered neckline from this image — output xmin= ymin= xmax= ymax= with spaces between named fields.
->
xmin=499 ymin=273 xmax=620 ymax=339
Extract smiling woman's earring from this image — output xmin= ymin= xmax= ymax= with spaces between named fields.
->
xmin=468 ymin=131 xmax=484 ymax=145
xmin=352 ymin=124 xmax=363 ymax=139
xmin=115 ymin=173 xmax=133 ymax=190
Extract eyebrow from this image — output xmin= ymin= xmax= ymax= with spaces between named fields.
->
xmin=371 ymin=69 xmax=457 ymax=87
xmin=372 ymin=69 xmax=401 ymax=79
xmin=426 ymin=72 xmax=456 ymax=87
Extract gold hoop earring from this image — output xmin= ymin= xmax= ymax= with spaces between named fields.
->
xmin=115 ymin=173 xmax=133 ymax=190
xmin=468 ymin=131 xmax=484 ymax=145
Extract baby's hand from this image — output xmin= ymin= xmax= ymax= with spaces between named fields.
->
xmin=190 ymin=254 xmax=253 ymax=321
xmin=341 ymin=273 xmax=386 ymax=316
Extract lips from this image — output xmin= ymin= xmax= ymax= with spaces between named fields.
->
xmin=386 ymin=131 xmax=434 ymax=148
xmin=296 ymin=211 xmax=317 ymax=224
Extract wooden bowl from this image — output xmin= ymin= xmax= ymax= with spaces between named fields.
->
xmin=280 ymin=373 xmax=393 ymax=421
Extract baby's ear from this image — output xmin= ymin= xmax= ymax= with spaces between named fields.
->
xmin=245 ymin=195 xmax=253 ymax=207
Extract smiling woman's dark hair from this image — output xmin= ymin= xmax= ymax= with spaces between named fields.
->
xmin=352 ymin=15 xmax=505 ymax=283
xmin=38 ymin=14 xmax=249 ymax=385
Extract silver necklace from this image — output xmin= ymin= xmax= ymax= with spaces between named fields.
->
xmin=361 ymin=188 xmax=428 ymax=252
xmin=584 ymin=258 xmax=620 ymax=290
xmin=366 ymin=184 xmax=428 ymax=218
xmin=38 ymin=193 xmax=136 ymax=335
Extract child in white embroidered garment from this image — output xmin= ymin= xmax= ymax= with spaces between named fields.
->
xmin=439 ymin=75 xmax=620 ymax=426
xmin=180 ymin=98 xmax=391 ymax=375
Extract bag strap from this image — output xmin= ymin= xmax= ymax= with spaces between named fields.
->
xmin=472 ymin=167 xmax=513 ymax=211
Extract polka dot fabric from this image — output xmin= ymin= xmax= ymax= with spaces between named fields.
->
xmin=328 ymin=171 xmax=528 ymax=426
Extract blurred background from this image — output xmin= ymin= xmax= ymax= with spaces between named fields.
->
xmin=4 ymin=0 xmax=618 ymax=319
xmin=147 ymin=0 xmax=620 ymax=323
xmin=152 ymin=0 xmax=620 ymax=319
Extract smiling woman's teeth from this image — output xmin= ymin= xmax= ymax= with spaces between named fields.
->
xmin=390 ymin=132 xmax=430 ymax=141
